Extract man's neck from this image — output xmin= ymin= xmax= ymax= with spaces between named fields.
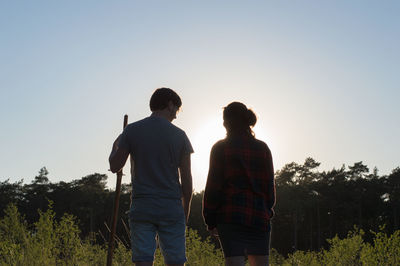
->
xmin=151 ymin=110 xmax=171 ymax=122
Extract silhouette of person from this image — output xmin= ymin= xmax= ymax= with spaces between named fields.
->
xmin=203 ymin=102 xmax=275 ymax=266
xmin=109 ymin=88 xmax=193 ymax=266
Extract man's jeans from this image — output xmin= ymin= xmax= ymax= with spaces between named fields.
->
xmin=129 ymin=198 xmax=186 ymax=264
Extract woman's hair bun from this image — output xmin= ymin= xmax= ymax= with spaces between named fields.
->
xmin=247 ymin=109 xmax=257 ymax=127
xmin=223 ymin=102 xmax=257 ymax=137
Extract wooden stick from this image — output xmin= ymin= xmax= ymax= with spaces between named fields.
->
xmin=107 ymin=114 xmax=128 ymax=266
xmin=104 ymin=221 xmax=123 ymax=244
xmin=121 ymin=218 xmax=131 ymax=240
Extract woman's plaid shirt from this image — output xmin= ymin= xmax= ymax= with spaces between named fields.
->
xmin=203 ymin=135 xmax=275 ymax=231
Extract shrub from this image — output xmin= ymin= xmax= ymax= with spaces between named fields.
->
xmin=361 ymin=226 xmax=400 ymax=265
xmin=322 ymin=227 xmax=365 ymax=266
xmin=186 ymin=228 xmax=224 ymax=265
xmin=0 ymin=203 xmax=225 ymax=265
xmin=0 ymin=203 xmax=29 ymax=265
xmin=270 ymin=248 xmax=285 ymax=265
xmin=284 ymin=250 xmax=321 ymax=266
xmin=2 ymin=203 xmax=400 ymax=266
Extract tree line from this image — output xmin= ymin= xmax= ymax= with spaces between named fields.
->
xmin=1 ymin=158 xmax=399 ymax=256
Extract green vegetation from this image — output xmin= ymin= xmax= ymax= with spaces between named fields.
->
xmin=0 ymin=158 xmax=400 ymax=264
xmin=0 ymin=203 xmax=224 ymax=265
xmin=1 ymin=203 xmax=399 ymax=265
xmin=281 ymin=227 xmax=400 ymax=266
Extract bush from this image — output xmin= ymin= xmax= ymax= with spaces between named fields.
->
xmin=322 ymin=227 xmax=365 ymax=266
xmin=280 ymin=227 xmax=400 ymax=266
xmin=283 ymin=250 xmax=321 ymax=266
xmin=0 ymin=203 xmax=29 ymax=265
xmin=0 ymin=203 xmax=106 ymax=265
xmin=186 ymin=228 xmax=224 ymax=265
xmin=2 ymin=203 xmax=400 ymax=266
xmin=0 ymin=203 xmax=224 ymax=265
xmin=270 ymin=248 xmax=285 ymax=265
xmin=361 ymin=226 xmax=400 ymax=265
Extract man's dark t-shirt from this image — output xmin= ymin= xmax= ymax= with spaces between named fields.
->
xmin=119 ymin=115 xmax=193 ymax=221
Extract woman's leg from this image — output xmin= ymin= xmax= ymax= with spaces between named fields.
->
xmin=225 ymin=256 xmax=245 ymax=266
xmin=247 ymin=222 xmax=271 ymax=266
xmin=217 ymin=224 xmax=245 ymax=266
xmin=248 ymin=255 xmax=269 ymax=266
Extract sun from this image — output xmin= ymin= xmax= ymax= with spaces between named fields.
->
xmin=191 ymin=115 xmax=226 ymax=192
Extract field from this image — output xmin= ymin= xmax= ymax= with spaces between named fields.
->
xmin=1 ymin=203 xmax=399 ymax=266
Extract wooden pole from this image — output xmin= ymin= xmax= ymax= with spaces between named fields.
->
xmin=107 ymin=114 xmax=128 ymax=266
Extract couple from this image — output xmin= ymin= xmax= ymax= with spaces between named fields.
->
xmin=109 ymin=88 xmax=276 ymax=266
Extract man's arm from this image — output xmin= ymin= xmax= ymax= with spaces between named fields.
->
xmin=179 ymin=153 xmax=193 ymax=223
xmin=109 ymin=135 xmax=130 ymax=173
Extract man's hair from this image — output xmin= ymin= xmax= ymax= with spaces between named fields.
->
xmin=150 ymin=88 xmax=182 ymax=111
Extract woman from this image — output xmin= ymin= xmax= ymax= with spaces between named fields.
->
xmin=203 ymin=102 xmax=276 ymax=266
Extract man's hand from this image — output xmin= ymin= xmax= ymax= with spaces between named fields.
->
xmin=179 ymin=153 xmax=193 ymax=225
xmin=183 ymin=200 xmax=190 ymax=223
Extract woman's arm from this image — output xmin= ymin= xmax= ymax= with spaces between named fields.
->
xmin=265 ymin=145 xmax=276 ymax=218
xmin=203 ymin=142 xmax=224 ymax=230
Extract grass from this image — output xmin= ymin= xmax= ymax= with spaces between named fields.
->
xmin=1 ymin=203 xmax=399 ymax=265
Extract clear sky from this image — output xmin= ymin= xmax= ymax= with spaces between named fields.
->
xmin=1 ymin=1 xmax=399 ymax=191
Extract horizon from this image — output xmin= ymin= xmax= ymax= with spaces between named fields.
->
xmin=2 ymin=155 xmax=398 ymax=192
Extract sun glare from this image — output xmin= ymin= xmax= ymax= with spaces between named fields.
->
xmin=191 ymin=115 xmax=226 ymax=192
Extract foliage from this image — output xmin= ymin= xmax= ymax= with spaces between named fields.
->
xmin=0 ymin=204 xmax=224 ymax=265
xmin=0 ymin=203 xmax=28 ymax=265
xmin=1 ymin=203 xmax=400 ymax=265
xmin=186 ymin=228 xmax=224 ymax=265
xmin=277 ymin=227 xmax=400 ymax=266
xmin=0 ymin=202 xmax=108 ymax=265
xmin=272 ymin=159 xmax=397 ymax=255
xmin=321 ymin=228 xmax=365 ymax=266
xmin=360 ymin=226 xmax=400 ymax=265
xmin=283 ymin=250 xmax=321 ymax=266
xmin=269 ymin=248 xmax=286 ymax=265
xmin=1 ymin=159 xmax=400 ymax=257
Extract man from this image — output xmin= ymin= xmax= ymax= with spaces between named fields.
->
xmin=109 ymin=88 xmax=193 ymax=266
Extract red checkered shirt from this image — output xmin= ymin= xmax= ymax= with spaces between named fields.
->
xmin=203 ymin=135 xmax=275 ymax=231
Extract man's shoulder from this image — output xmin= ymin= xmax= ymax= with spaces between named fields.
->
xmin=126 ymin=116 xmax=168 ymax=130
xmin=138 ymin=116 xmax=182 ymax=130
xmin=125 ymin=117 xmax=148 ymax=129
xmin=122 ymin=117 xmax=156 ymax=138
xmin=169 ymin=122 xmax=186 ymax=136
xmin=127 ymin=117 xmax=188 ymax=140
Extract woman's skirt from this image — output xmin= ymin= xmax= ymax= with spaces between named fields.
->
xmin=216 ymin=223 xmax=271 ymax=257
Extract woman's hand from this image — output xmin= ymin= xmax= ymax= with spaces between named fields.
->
xmin=208 ymin=228 xmax=219 ymax=238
